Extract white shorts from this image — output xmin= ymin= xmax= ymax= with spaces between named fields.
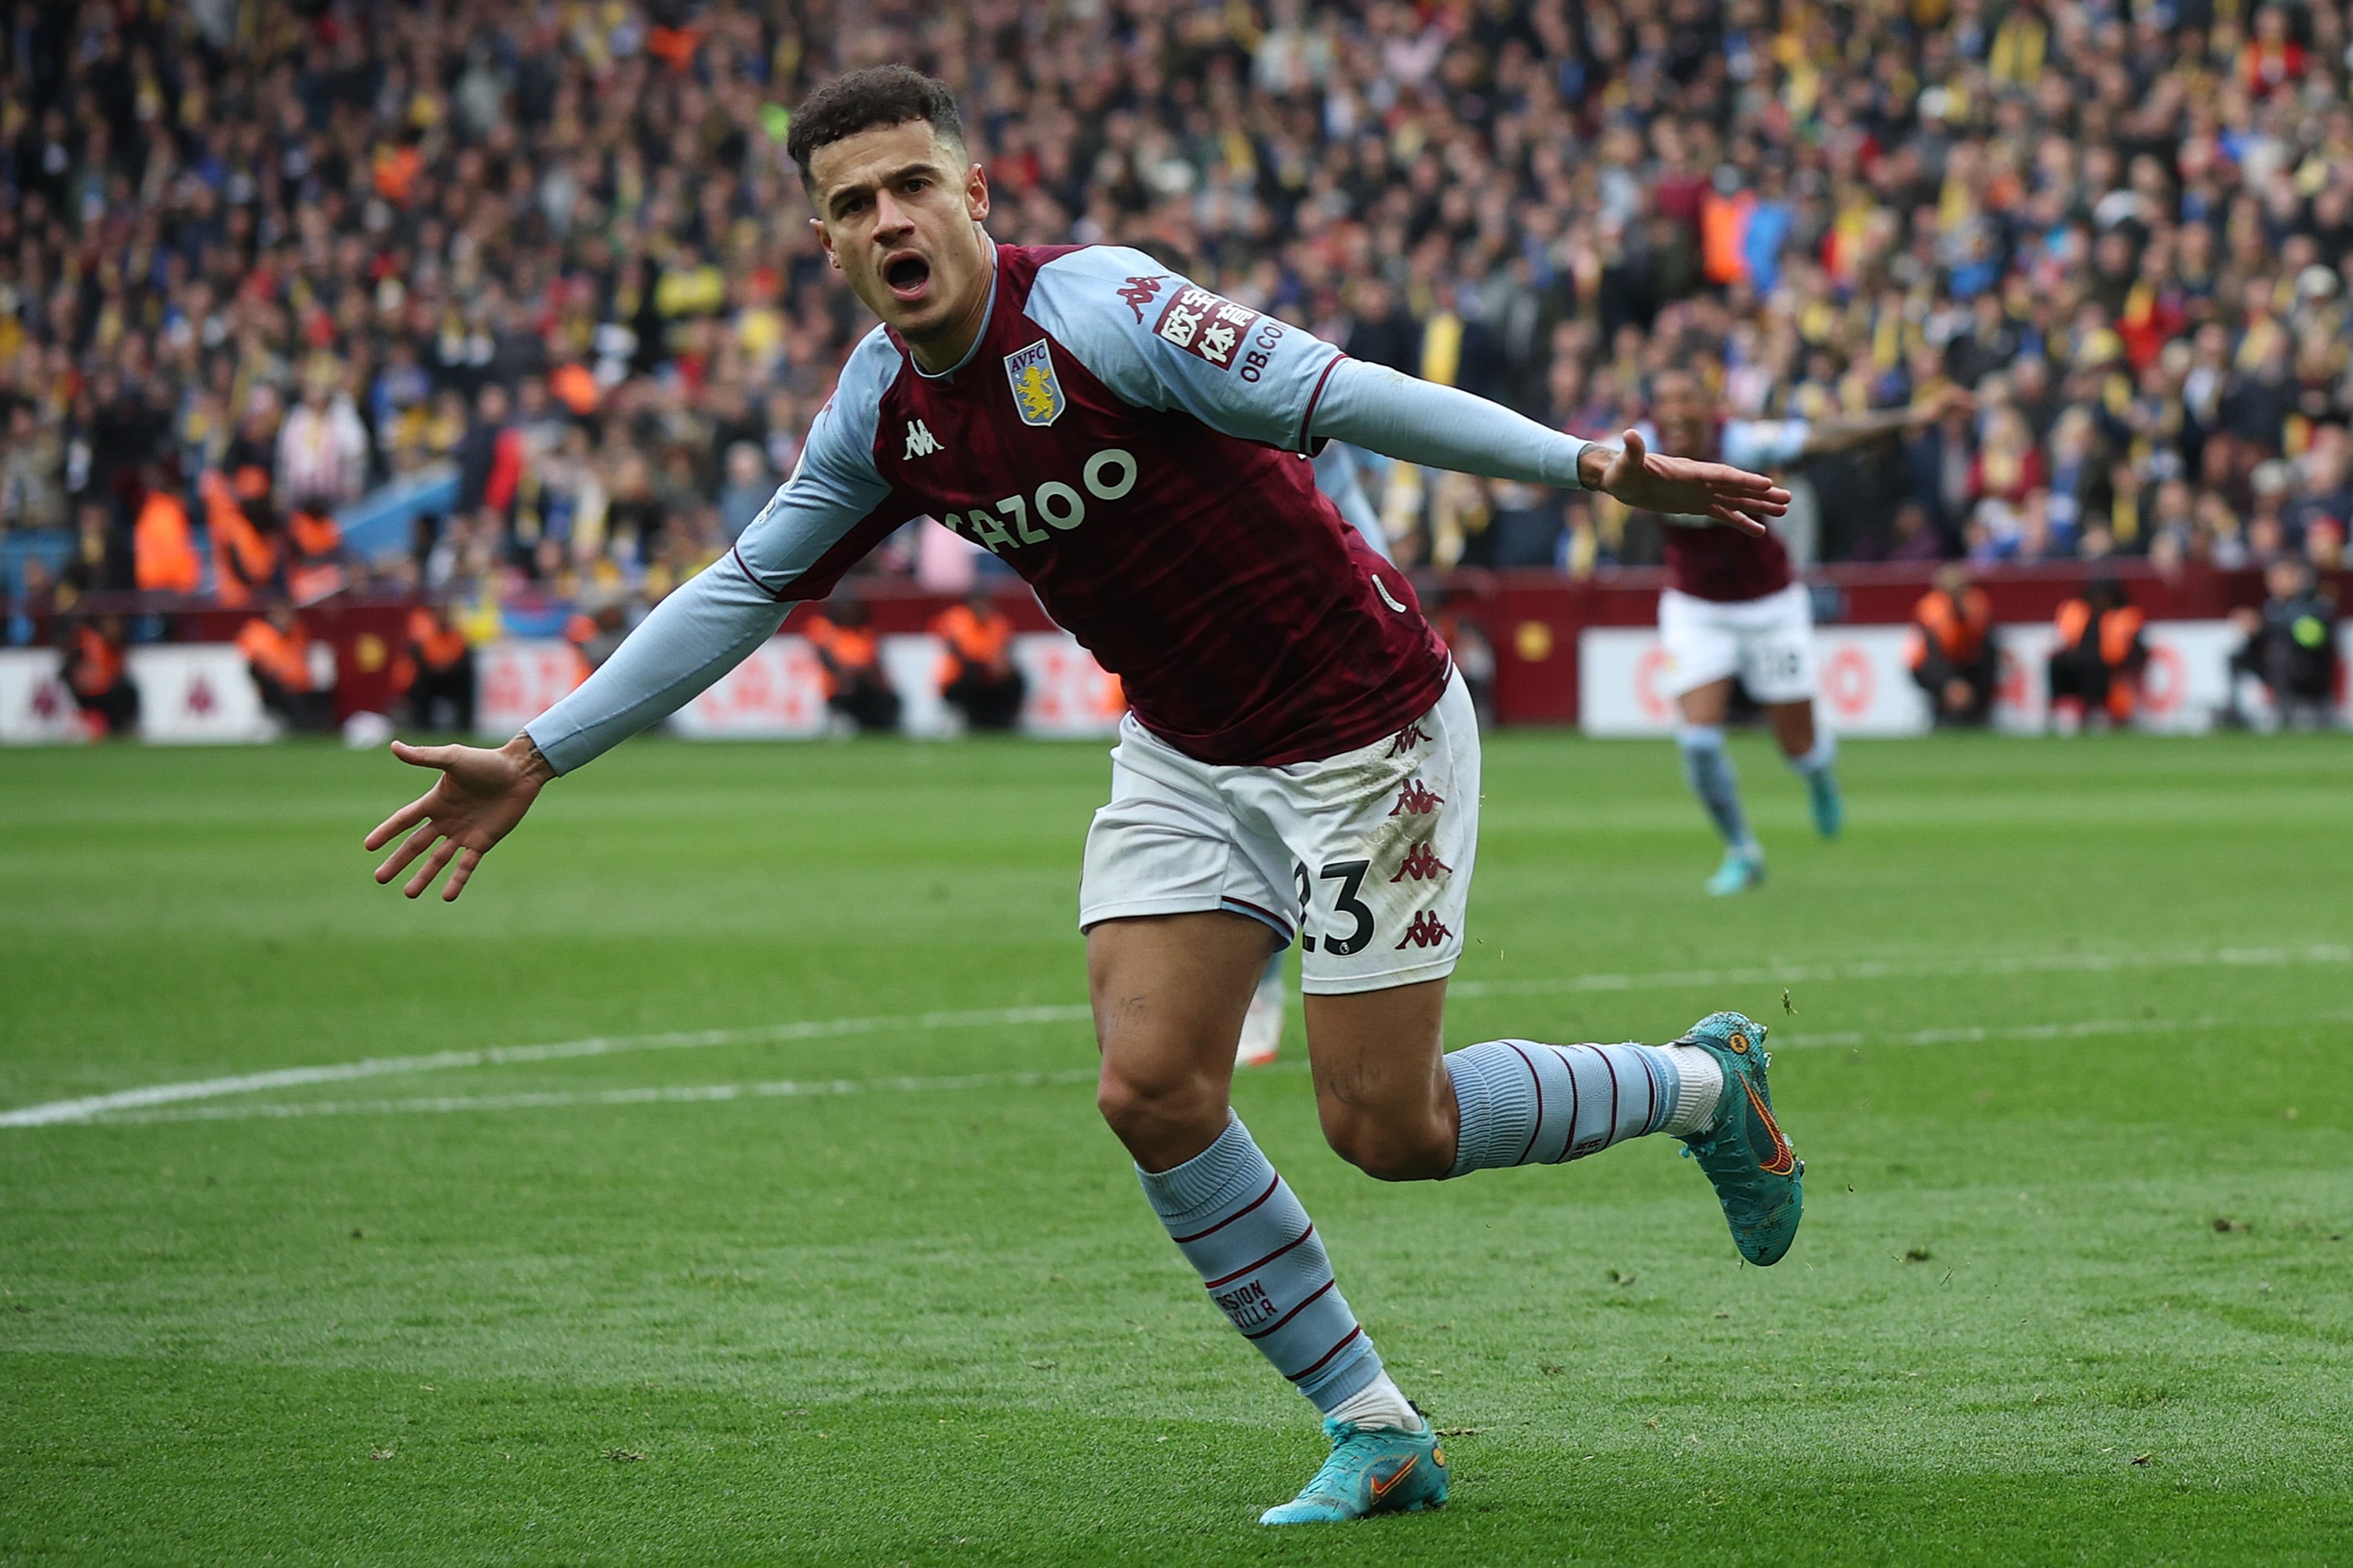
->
xmin=1079 ymin=671 xmax=1479 ymax=995
xmin=1657 ymin=582 xmax=1817 ymax=705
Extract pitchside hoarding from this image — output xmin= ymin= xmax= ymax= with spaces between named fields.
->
xmin=473 ymin=631 xmax=1124 ymax=742
xmin=1579 ymin=622 xmax=2351 ymax=737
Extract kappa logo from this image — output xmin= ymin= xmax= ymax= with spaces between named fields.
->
xmin=1390 ymin=841 xmax=1451 ymax=882
xmin=1002 ymin=340 xmax=1066 ymax=427
xmin=1388 ymin=779 xmax=1445 ymax=817
xmin=1152 ymin=284 xmax=1264 ymax=372
xmin=903 ymin=420 xmax=944 ymax=460
xmin=1384 ymin=720 xmax=1430 ymax=757
xmin=1395 ymin=911 xmax=1454 ymax=950
xmin=1117 ymin=273 xmax=1167 ymax=322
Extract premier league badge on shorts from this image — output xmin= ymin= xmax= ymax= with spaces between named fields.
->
xmin=1003 ymin=340 xmax=1066 ymax=427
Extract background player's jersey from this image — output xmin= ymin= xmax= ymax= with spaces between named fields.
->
xmin=1648 ymin=420 xmax=1809 ymax=604
xmin=730 ymin=243 xmax=1446 ymax=766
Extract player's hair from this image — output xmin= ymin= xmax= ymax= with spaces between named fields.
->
xmin=786 ymin=66 xmax=969 ymax=196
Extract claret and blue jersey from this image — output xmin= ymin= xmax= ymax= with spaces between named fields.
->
xmin=726 ymin=243 xmax=1449 ymax=766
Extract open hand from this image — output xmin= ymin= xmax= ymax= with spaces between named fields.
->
xmin=1598 ymin=429 xmax=1791 ymax=535
xmin=363 ymin=735 xmax=555 ymax=902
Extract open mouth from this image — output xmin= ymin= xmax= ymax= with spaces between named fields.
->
xmin=882 ymin=253 xmax=932 ymax=301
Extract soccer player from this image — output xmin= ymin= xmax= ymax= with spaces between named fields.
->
xmin=363 ymin=67 xmax=1804 ymax=1525
xmin=1638 ymin=369 xmax=1967 ymax=893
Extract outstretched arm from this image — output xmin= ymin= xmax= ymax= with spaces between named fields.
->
xmin=361 ymin=558 xmax=790 ymax=900
xmin=1795 ymin=387 xmax=1975 ymax=460
xmin=1021 ymin=251 xmax=1786 ymax=532
xmin=360 ymin=333 xmax=907 ymax=902
xmin=1309 ymin=360 xmax=1790 ymax=533
xmin=365 ymin=733 xmax=557 ymax=900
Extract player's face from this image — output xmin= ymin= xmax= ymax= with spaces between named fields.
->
xmin=809 ymin=122 xmax=994 ymax=369
xmin=1651 ymin=373 xmax=1714 ymax=457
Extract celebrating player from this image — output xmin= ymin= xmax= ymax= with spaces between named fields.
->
xmin=1637 ymin=368 xmax=1970 ymax=894
xmin=363 ymin=68 xmax=1803 ymax=1526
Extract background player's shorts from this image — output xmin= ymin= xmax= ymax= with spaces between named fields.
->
xmin=1079 ymin=670 xmax=1479 ymax=995
xmin=1657 ymin=582 xmax=1817 ymax=705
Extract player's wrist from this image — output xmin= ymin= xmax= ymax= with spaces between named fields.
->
xmin=1574 ymin=445 xmax=1613 ymax=492
xmin=504 ymin=732 xmax=558 ymax=787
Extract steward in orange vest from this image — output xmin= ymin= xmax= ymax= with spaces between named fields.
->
xmin=285 ymin=499 xmax=347 ymax=603
xmin=803 ymin=595 xmax=900 ymax=734
xmin=237 ymin=603 xmax=334 ymax=732
xmin=2046 ymin=578 xmax=2147 ymax=731
xmin=133 ymin=482 xmax=203 ymax=595
xmin=1907 ymin=565 xmax=1997 ymax=726
xmin=64 ymin=614 xmax=140 ymax=736
xmin=402 ymin=602 xmax=476 ymax=733
xmin=929 ymin=591 xmax=1026 ymax=732
xmin=203 ymin=466 xmax=283 ymax=606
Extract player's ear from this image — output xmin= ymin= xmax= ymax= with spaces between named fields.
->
xmin=965 ymin=161 xmax=990 ymax=224
xmin=811 ymin=216 xmax=838 ymax=269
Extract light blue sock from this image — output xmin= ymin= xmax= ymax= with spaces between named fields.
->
xmin=1676 ymin=724 xmax=1755 ymax=851
xmin=1445 ymin=1038 xmax=1705 ymax=1175
xmin=1787 ymin=729 xmax=1838 ymax=777
xmin=1137 ymin=1112 xmax=1384 ymax=1413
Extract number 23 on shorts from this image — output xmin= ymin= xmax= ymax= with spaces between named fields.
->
xmin=1294 ymin=859 xmax=1374 ymax=955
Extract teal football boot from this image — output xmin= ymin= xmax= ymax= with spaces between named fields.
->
xmin=1259 ymin=1417 xmax=1447 ymax=1525
xmin=1675 ymin=1011 xmax=1804 ymax=1265
xmin=1704 ymin=845 xmax=1765 ymax=897
xmin=1805 ymin=766 xmax=1844 ymax=839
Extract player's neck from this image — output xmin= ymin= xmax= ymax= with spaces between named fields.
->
xmin=905 ymin=234 xmax=999 ymax=377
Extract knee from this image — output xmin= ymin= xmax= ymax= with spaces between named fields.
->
xmin=1096 ymin=1063 xmax=1224 ymax=1156
xmin=1318 ymin=1107 xmax=1450 ymax=1182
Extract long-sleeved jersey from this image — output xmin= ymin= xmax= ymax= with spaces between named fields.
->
xmin=1647 ymin=419 xmax=1808 ymax=603
xmin=527 ymin=242 xmax=1600 ymax=772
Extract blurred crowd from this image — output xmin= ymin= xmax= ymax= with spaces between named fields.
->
xmin=5 ymin=0 xmax=2353 ymax=639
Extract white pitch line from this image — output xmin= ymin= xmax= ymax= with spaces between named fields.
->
xmin=0 ymin=1004 xmax=1093 ymax=1129
xmin=1447 ymin=943 xmax=2353 ymax=1000
xmin=86 ymin=1066 xmax=1110 ymax=1126
xmin=4 ymin=943 xmax=2347 ymax=1130
xmin=68 ymin=1010 xmax=2347 ymax=1129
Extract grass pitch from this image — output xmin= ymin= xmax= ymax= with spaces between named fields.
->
xmin=2 ymin=731 xmax=2349 ymax=1565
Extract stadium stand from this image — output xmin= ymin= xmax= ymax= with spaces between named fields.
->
xmin=1 ymin=2 xmax=2348 ymax=672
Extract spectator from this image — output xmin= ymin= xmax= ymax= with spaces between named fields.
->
xmin=1 ymin=405 xmax=67 ymax=533
xmin=2227 ymin=559 xmax=2340 ymax=731
xmin=2048 ymin=579 xmax=2149 ymax=735
xmin=1907 ymin=566 xmax=1998 ymax=727
xmin=275 ymin=362 xmax=370 ymax=508
xmin=715 ymin=442 xmax=774 ymax=543
xmin=931 ymin=591 xmax=1025 ymax=733
xmin=2 ymin=0 xmax=2351 ymax=602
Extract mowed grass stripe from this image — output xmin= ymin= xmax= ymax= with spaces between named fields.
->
xmin=1 ymin=735 xmax=2348 ymax=1564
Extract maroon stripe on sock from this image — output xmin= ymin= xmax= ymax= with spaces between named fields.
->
xmin=1636 ymin=1050 xmax=1660 ymax=1134
xmin=1551 ymin=1043 xmax=1582 ymax=1163
xmin=1202 ymin=1225 xmax=1315 ymax=1290
xmin=1168 ymin=1175 xmax=1282 ymax=1244
xmin=1504 ymin=1042 xmax=1544 ymax=1167
xmin=1245 ymin=1276 xmax=1338 ymax=1341
xmin=1285 ymin=1324 xmax=1365 ymax=1383
xmin=1598 ymin=1046 xmax=1622 ymax=1144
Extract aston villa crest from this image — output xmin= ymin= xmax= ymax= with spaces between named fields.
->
xmin=1003 ymin=340 xmax=1065 ymax=427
